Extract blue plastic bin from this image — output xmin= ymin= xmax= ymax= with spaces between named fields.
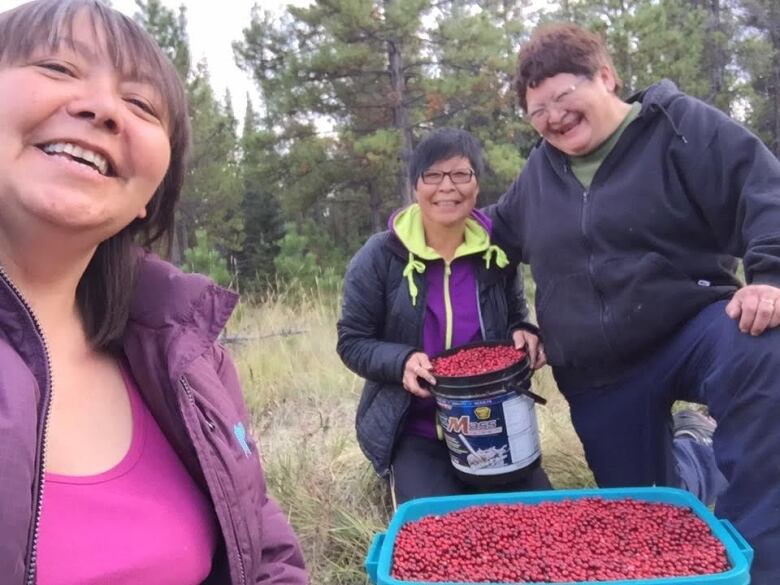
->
xmin=365 ymin=487 xmax=753 ymax=585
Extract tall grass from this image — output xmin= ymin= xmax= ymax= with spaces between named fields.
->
xmin=227 ymin=284 xmax=593 ymax=584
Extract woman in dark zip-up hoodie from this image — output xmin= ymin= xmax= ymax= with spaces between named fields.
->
xmin=489 ymin=23 xmax=780 ymax=585
xmin=337 ymin=128 xmax=551 ymax=504
xmin=0 ymin=2 xmax=307 ymax=583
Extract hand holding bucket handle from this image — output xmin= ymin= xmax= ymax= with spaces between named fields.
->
xmin=402 ymin=351 xmax=435 ymax=398
xmin=509 ymin=383 xmax=548 ymax=405
xmin=512 ymin=329 xmax=547 ymax=370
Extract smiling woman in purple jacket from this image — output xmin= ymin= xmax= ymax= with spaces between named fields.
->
xmin=0 ymin=2 xmax=307 ymax=584
xmin=337 ymin=128 xmax=552 ymax=505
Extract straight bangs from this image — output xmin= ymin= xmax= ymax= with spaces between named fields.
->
xmin=409 ymin=128 xmax=485 ymax=185
xmin=1 ymin=0 xmax=192 ymax=349
xmin=0 ymin=0 xmax=187 ymax=160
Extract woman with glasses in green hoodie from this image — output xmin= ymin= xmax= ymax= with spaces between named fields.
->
xmin=337 ymin=128 xmax=551 ymax=505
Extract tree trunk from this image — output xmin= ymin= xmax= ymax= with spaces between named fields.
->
xmin=384 ymin=0 xmax=414 ymax=206
xmin=773 ymin=54 xmax=780 ymax=156
xmin=172 ymin=218 xmax=188 ymax=266
xmin=560 ymin=0 xmax=571 ymax=20
xmin=619 ymin=0 xmax=632 ymax=94
xmin=368 ymin=180 xmax=383 ymax=234
xmin=771 ymin=0 xmax=780 ymax=156
xmin=704 ymin=0 xmax=728 ymax=110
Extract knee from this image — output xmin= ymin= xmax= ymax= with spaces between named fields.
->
xmin=728 ymin=326 xmax=780 ymax=367
xmin=699 ymin=317 xmax=780 ymax=416
xmin=710 ymin=306 xmax=780 ymax=364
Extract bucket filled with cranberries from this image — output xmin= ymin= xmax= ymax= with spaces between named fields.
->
xmin=365 ymin=486 xmax=754 ymax=585
xmin=428 ymin=341 xmax=547 ymax=488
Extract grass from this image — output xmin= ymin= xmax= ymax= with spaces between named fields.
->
xmin=226 ymin=286 xmax=594 ymax=584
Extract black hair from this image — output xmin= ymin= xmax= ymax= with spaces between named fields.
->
xmin=409 ymin=128 xmax=485 ymax=186
xmin=0 ymin=0 xmax=191 ymax=349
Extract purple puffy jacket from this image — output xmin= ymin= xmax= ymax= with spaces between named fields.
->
xmin=0 ymin=252 xmax=308 ymax=584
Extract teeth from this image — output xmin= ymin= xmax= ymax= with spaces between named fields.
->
xmin=42 ymin=142 xmax=109 ymax=175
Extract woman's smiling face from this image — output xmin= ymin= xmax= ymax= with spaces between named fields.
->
xmin=525 ymin=66 xmax=625 ymax=156
xmin=414 ymin=156 xmax=479 ymax=229
xmin=0 ymin=9 xmax=171 ymax=245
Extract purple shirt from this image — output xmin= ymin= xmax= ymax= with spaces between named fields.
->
xmin=389 ymin=208 xmax=495 ymax=439
xmin=404 ymin=257 xmax=483 ymax=438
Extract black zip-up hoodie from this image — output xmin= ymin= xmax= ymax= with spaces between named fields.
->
xmin=489 ymin=80 xmax=780 ymax=388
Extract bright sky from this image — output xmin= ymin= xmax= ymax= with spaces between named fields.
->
xmin=0 ymin=0 xmax=311 ymax=119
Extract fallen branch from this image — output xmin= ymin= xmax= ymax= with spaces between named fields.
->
xmin=221 ymin=329 xmax=307 ymax=344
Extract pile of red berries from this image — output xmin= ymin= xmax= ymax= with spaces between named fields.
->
xmin=432 ymin=345 xmax=525 ymax=378
xmin=391 ymin=498 xmax=730 ymax=583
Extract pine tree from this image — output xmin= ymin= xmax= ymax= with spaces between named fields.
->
xmin=234 ymin=0 xmax=543 ymax=247
xmin=739 ymin=0 xmax=780 ymax=155
xmin=134 ymin=1 xmax=243 ymax=266
xmin=237 ymin=97 xmax=285 ymax=288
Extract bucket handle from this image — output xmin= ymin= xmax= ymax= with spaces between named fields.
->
xmin=509 ymin=384 xmax=547 ymax=405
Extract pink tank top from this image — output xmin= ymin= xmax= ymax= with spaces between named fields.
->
xmin=37 ymin=367 xmax=218 ymax=585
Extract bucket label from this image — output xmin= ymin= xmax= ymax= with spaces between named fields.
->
xmin=436 ymin=392 xmax=540 ymax=476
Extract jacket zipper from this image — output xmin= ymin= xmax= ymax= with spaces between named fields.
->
xmin=475 ymin=285 xmax=486 ymax=339
xmin=443 ymin=262 xmax=453 ymax=350
xmin=180 ymin=376 xmax=247 ymax=585
xmin=0 ymin=267 xmax=54 ymax=585
xmin=581 ymin=189 xmax=598 ymax=299
xmin=579 ymin=188 xmax=614 ymax=356
xmin=581 ymin=189 xmax=589 ymax=240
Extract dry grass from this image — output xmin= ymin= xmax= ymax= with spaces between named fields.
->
xmin=227 ymin=288 xmax=594 ymax=584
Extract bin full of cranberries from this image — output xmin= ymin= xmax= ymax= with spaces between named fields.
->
xmin=364 ymin=486 xmax=754 ymax=585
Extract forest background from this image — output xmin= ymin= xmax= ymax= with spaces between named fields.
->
xmin=128 ymin=0 xmax=780 ymax=290
xmin=130 ymin=0 xmax=779 ymax=582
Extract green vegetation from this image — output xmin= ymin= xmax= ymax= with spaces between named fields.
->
xmin=130 ymin=0 xmax=779 ymax=291
xmin=182 ymin=229 xmax=232 ymax=286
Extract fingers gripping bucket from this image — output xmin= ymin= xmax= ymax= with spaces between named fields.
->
xmin=430 ymin=341 xmax=546 ymax=488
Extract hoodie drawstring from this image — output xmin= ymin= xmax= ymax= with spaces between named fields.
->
xmin=483 ymin=245 xmax=509 ymax=270
xmin=404 ymin=245 xmax=507 ymax=305
xmin=403 ymin=252 xmax=426 ymax=306
xmin=651 ymin=103 xmax=688 ymax=144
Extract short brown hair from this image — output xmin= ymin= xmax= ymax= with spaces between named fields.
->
xmin=0 ymin=0 xmax=191 ymax=349
xmin=515 ymin=23 xmax=621 ymax=111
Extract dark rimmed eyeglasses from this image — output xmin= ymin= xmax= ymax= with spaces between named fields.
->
xmin=525 ymin=77 xmax=589 ymax=126
xmin=420 ymin=169 xmax=475 ymax=185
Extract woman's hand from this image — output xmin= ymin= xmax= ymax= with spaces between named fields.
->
xmin=402 ymin=352 xmax=435 ymax=398
xmin=512 ymin=329 xmax=547 ymax=370
xmin=725 ymin=284 xmax=780 ymax=336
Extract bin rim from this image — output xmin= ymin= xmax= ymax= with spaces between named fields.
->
xmin=368 ymin=486 xmax=753 ymax=585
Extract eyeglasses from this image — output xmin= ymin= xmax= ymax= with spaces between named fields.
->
xmin=525 ymin=77 xmax=589 ymax=126
xmin=420 ymin=169 xmax=475 ymax=185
